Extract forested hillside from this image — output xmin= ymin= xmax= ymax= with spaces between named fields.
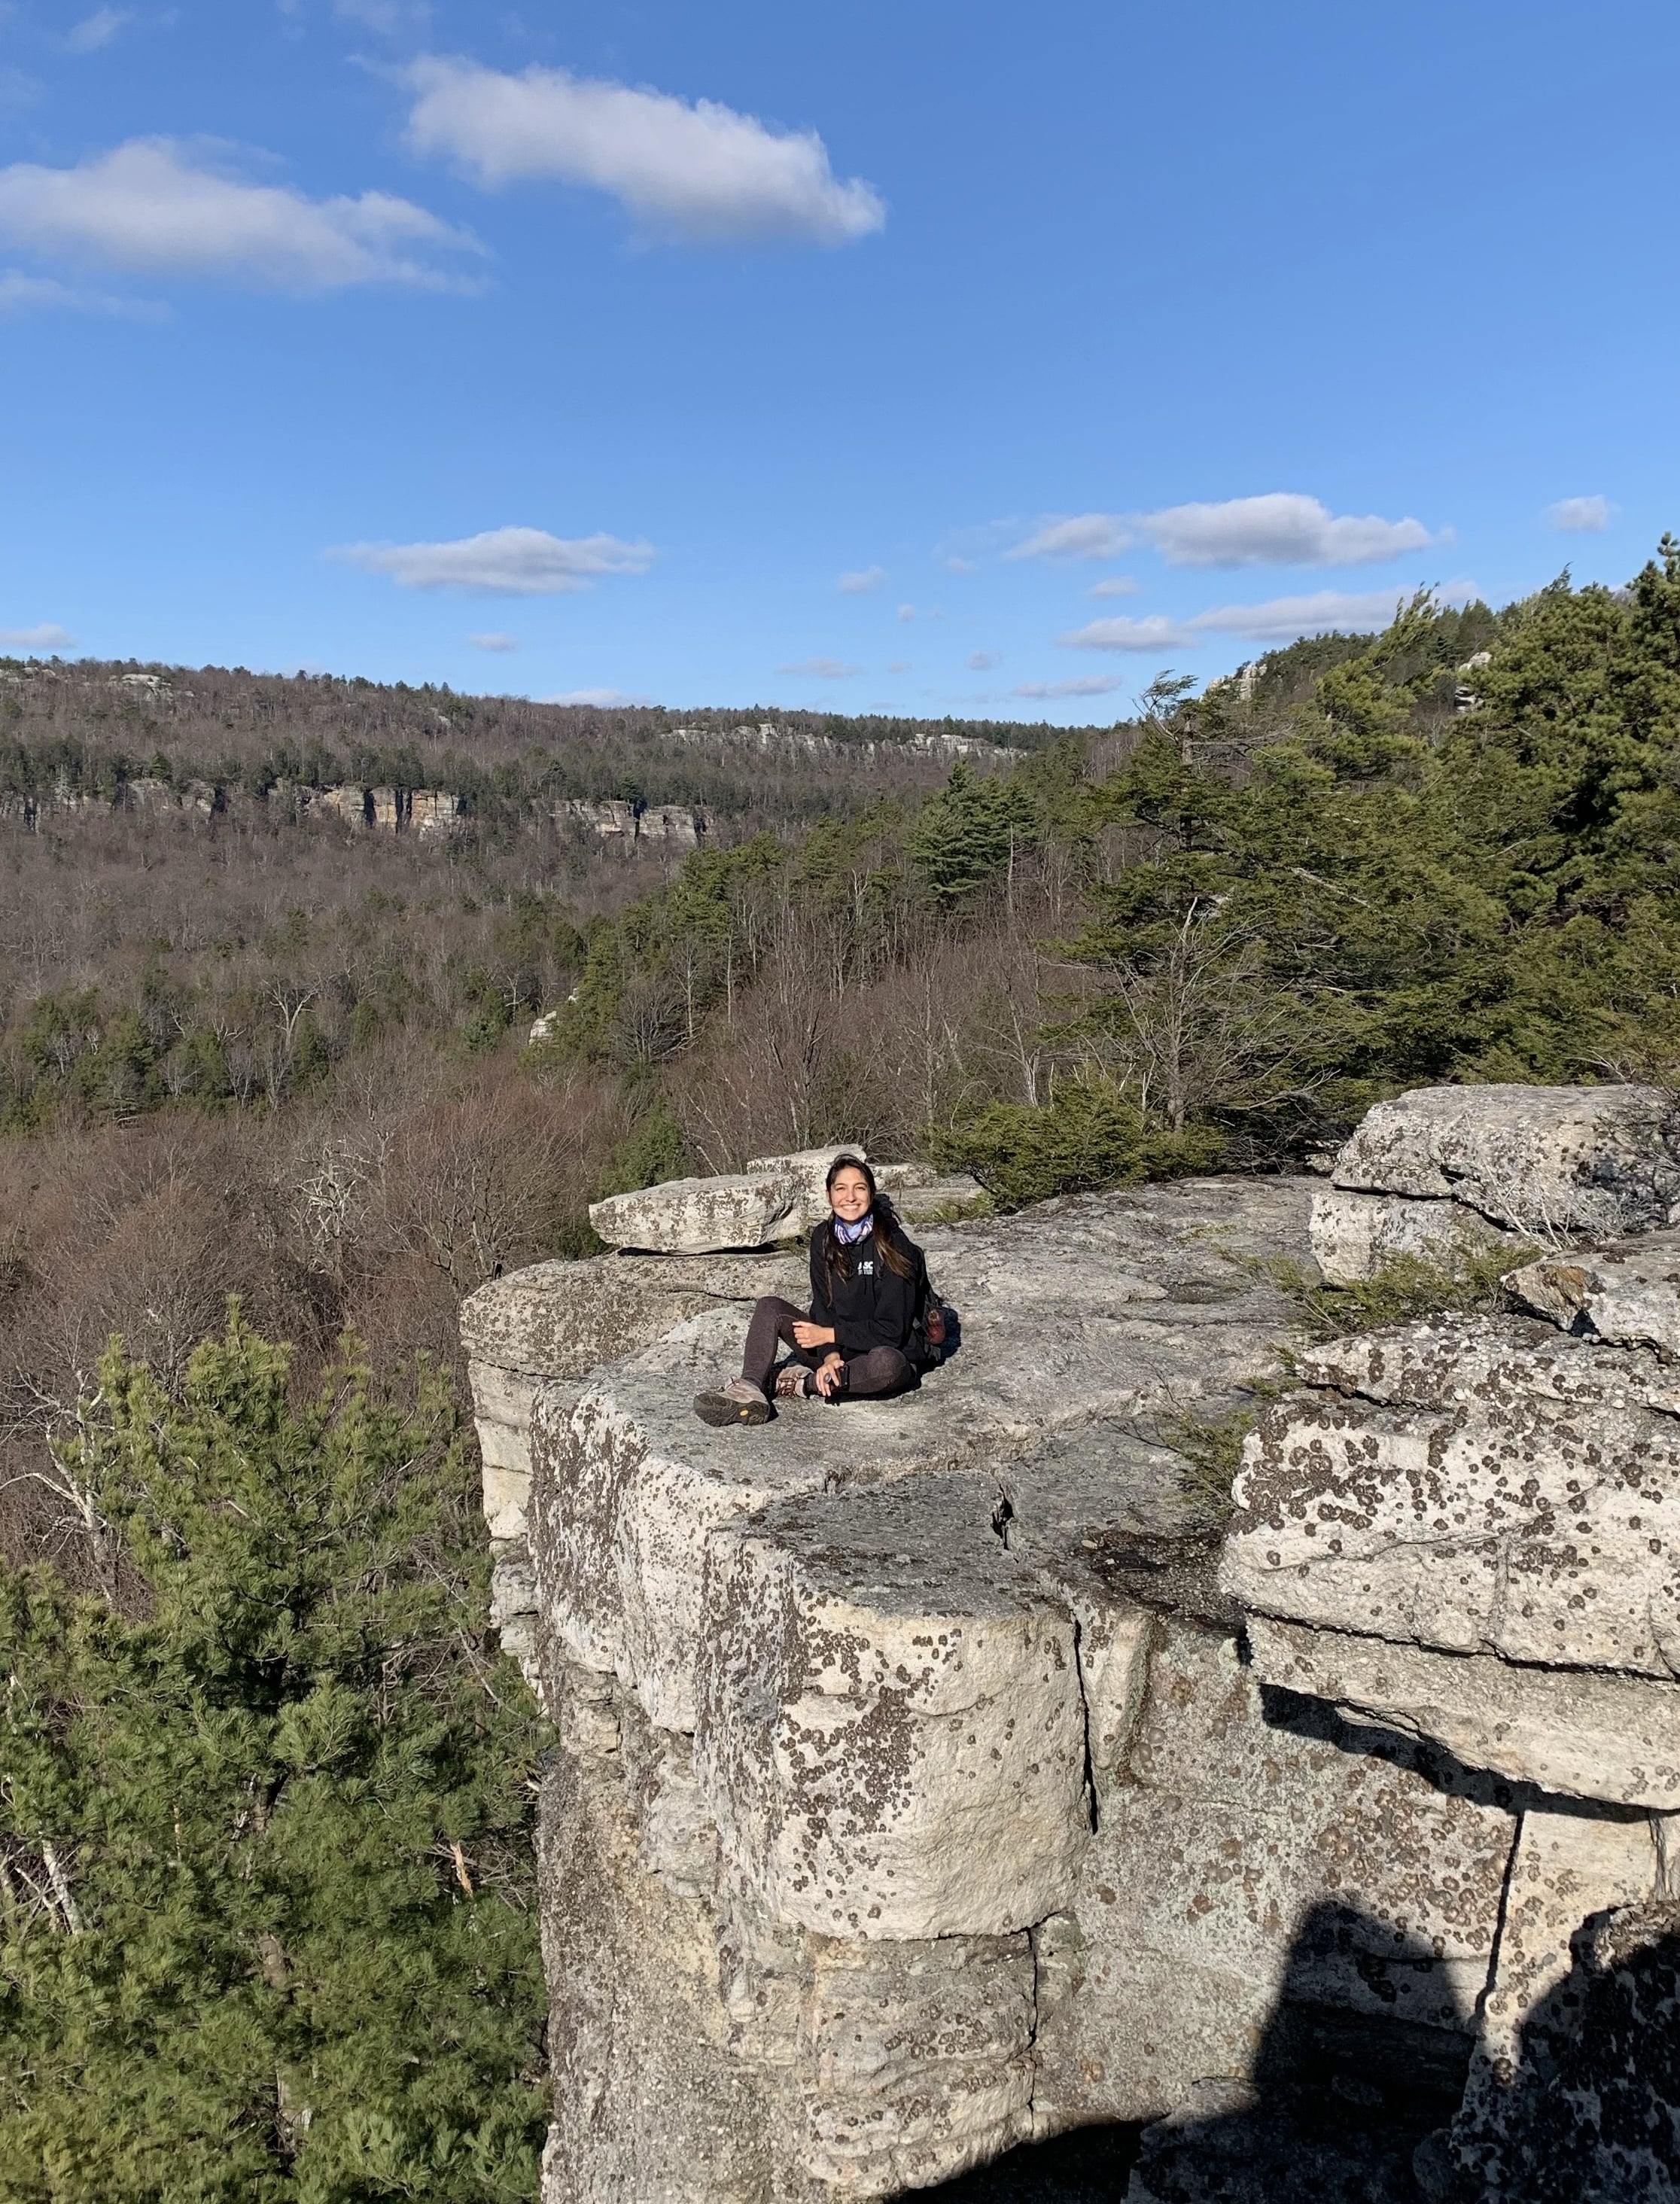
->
xmin=5 ymin=546 xmax=1680 ymax=2198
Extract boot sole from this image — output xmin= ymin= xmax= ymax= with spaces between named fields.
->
xmin=692 ymin=1392 xmax=772 ymax=1428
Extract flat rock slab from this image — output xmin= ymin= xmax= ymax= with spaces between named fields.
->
xmin=590 ymin=1171 xmax=805 ymax=1253
xmin=530 ymin=1178 xmax=1315 ymax=1731
xmin=696 ymin=1474 xmax=1091 ymax=1941
xmin=1246 ymin=1616 xmax=1680 ymax=1808
xmin=1220 ymin=1314 xmax=1680 ymax=1678
xmin=1325 ymin=1082 xmax=1680 ymax=1240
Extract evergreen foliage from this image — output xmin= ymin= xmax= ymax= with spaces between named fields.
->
xmin=0 ymin=1316 xmax=549 ymax=2204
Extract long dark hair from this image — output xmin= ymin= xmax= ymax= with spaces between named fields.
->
xmin=823 ymin=1153 xmax=915 ymax=1281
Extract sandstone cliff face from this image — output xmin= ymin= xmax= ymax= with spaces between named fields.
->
xmin=464 ymin=1170 xmax=1532 ymax=2199
xmin=464 ymin=1105 xmax=1680 ymax=2202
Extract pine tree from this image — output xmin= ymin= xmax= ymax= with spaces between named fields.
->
xmin=0 ymin=1314 xmax=550 ymax=2204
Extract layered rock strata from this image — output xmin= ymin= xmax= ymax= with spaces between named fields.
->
xmin=1308 ymin=1081 xmax=1680 ymax=1284
xmin=1221 ymin=1245 xmax=1680 ymax=2200
xmin=466 ymin=1175 xmax=1535 ymax=2200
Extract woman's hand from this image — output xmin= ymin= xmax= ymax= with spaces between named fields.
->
xmin=792 ymin=1320 xmax=835 ymax=1350
xmin=812 ymin=1352 xmax=844 ymax=1399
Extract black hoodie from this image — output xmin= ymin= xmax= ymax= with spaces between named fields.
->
xmin=808 ymin=1212 xmax=928 ymax=1356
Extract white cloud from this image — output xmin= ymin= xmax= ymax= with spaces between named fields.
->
xmin=1006 ymin=513 xmax=1132 ymax=562
xmin=1184 ymin=580 xmax=1478 ymax=642
xmin=329 ymin=525 xmax=654 ymax=595
xmin=887 ymin=658 xmax=912 ymax=672
xmin=0 ymin=266 xmax=157 ymax=317
xmin=0 ymin=138 xmax=481 ymax=291
xmin=546 ymin=686 xmax=652 ymax=706
xmin=1013 ymin=675 xmax=1123 ymax=699
xmin=1139 ymin=492 xmax=1436 ymax=568
xmin=967 ymin=649 xmax=1000 ymax=670
xmin=402 ymin=56 xmax=884 ymax=246
xmin=1058 ymin=613 xmax=1198 ymax=652
xmin=65 ymin=8 xmax=130 ymax=53
xmin=1548 ymin=494 xmax=1615 ymax=534
xmin=0 ymin=622 xmax=76 ymax=650
xmin=1060 ymin=580 xmax=1480 ymax=653
xmin=776 ymin=657 xmax=862 ymax=677
xmin=942 ymin=555 xmax=977 ymax=575
xmin=468 ymin=631 xmax=518 ymax=650
xmin=1088 ymin=575 xmax=1139 ymax=599
xmin=837 ymin=564 xmax=884 ymax=594
xmin=896 ymin=602 xmax=916 ymax=622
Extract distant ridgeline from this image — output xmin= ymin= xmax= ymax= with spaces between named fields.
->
xmin=0 ymin=659 xmax=1063 ymax=847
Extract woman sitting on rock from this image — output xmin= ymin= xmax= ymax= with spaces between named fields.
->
xmin=693 ymin=1155 xmax=933 ymax=1427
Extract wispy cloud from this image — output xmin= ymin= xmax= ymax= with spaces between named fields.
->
xmin=1088 ymin=575 xmax=1138 ymax=599
xmin=887 ymin=658 xmax=911 ymax=672
xmin=402 ymin=56 xmax=884 ymax=246
xmin=967 ymin=649 xmax=1000 ymax=670
xmin=467 ymin=630 xmax=518 ymax=650
xmin=65 ymin=8 xmax=131 ymax=53
xmin=330 ymin=525 xmax=654 ymax=594
xmin=1140 ymin=492 xmax=1436 ymax=568
xmin=0 ymin=138 xmax=482 ymax=291
xmin=837 ymin=564 xmax=884 ymax=594
xmin=1059 ymin=580 xmax=1480 ymax=652
xmin=1184 ymin=581 xmax=1478 ymax=641
xmin=1547 ymin=494 xmax=1615 ymax=534
xmin=1005 ymin=513 xmax=1132 ymax=562
xmin=777 ymin=656 xmax=861 ymax=677
xmin=0 ymin=622 xmax=76 ymax=650
xmin=1013 ymin=675 xmax=1123 ymax=699
xmin=1057 ymin=613 xmax=1196 ymax=653
xmin=0 ymin=266 xmax=158 ymax=317
xmin=335 ymin=0 xmax=432 ymax=33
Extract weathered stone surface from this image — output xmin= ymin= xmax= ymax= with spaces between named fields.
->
xmin=696 ymin=1475 xmax=1091 ymax=1941
xmin=589 ymin=1172 xmax=805 ymax=1254
xmin=1221 ymin=1314 xmax=1680 ymax=1677
xmin=1309 ymin=1183 xmax=1522 ymax=1286
xmin=1441 ymin=1810 xmax=1665 ymax=2202
xmin=1325 ymin=1081 xmax=1680 ymax=1238
xmin=1506 ymin=1227 xmax=1680 ymax=1359
xmin=1027 ymin=1620 xmax=1517 ymax=2146
xmin=1246 ymin=1616 xmax=1680 ymax=1809
xmin=534 ymin=1180 xmax=1314 ymax=1731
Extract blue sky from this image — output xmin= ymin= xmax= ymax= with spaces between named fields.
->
xmin=1 ymin=1 xmax=1675 ymax=722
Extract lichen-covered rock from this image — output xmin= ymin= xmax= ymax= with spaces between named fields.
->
xmin=695 ymin=1475 xmax=1091 ymax=1941
xmin=1309 ymin=1184 xmax=1523 ymax=1286
xmin=1246 ymin=1616 xmax=1680 ymax=1808
xmin=1220 ymin=1314 xmax=1680 ymax=1676
xmin=590 ymin=1172 xmax=805 ymax=1253
xmin=1308 ymin=1083 xmax=1680 ymax=1283
xmin=1506 ymin=1228 xmax=1680 ymax=1359
xmin=1028 ymin=1621 xmax=1515 ymax=2139
xmin=1439 ymin=1814 xmax=1667 ymax=2203
xmin=1326 ymin=1082 xmax=1680 ymax=1237
xmin=533 ymin=1181 xmax=1313 ymax=1731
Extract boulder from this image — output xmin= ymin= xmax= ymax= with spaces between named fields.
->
xmin=1506 ymin=1228 xmax=1680 ymax=1358
xmin=1219 ymin=1314 xmax=1680 ymax=1676
xmin=589 ymin=1171 xmax=805 ymax=1253
xmin=1308 ymin=1083 xmax=1680 ymax=1283
xmin=1309 ymin=1183 xmax=1523 ymax=1286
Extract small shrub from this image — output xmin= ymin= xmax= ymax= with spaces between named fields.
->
xmin=933 ymin=1077 xmax=1225 ymax=1210
xmin=1262 ymin=1239 xmax=1530 ymax=1344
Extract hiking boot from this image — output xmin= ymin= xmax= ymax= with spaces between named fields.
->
xmin=692 ymin=1377 xmax=772 ymax=1428
xmin=775 ymin=1365 xmax=814 ymax=1400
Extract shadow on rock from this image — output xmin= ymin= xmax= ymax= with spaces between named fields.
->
xmin=1426 ymin=1899 xmax=1680 ymax=2204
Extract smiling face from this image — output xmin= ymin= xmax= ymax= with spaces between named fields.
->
xmin=828 ymin=1165 xmax=873 ymax=1224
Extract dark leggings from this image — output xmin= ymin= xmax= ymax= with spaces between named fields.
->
xmin=741 ymin=1296 xmax=914 ymax=1399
